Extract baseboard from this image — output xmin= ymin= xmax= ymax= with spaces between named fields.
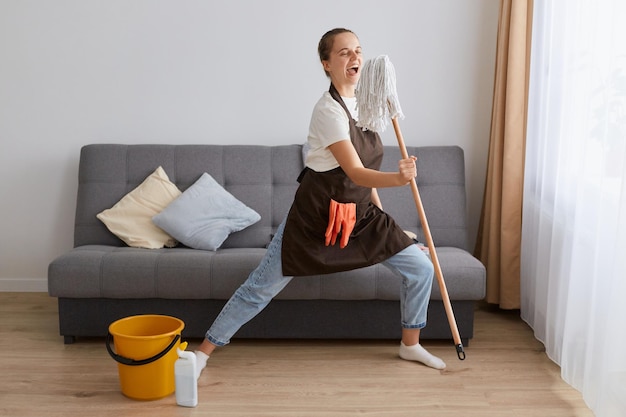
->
xmin=0 ymin=277 xmax=48 ymax=292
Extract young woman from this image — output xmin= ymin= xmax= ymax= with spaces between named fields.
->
xmin=194 ymin=28 xmax=445 ymax=376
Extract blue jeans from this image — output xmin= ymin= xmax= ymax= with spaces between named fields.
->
xmin=205 ymin=219 xmax=434 ymax=346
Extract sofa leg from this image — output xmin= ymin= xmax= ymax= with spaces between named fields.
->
xmin=63 ymin=335 xmax=76 ymax=345
xmin=461 ymin=337 xmax=469 ymax=347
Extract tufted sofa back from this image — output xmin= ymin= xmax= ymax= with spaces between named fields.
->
xmin=74 ymin=144 xmax=468 ymax=250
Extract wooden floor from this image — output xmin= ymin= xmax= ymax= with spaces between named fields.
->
xmin=0 ymin=293 xmax=593 ymax=417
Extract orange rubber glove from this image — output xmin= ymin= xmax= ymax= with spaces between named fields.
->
xmin=325 ymin=199 xmax=356 ymax=248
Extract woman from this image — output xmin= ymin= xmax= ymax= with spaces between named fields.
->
xmin=194 ymin=28 xmax=445 ymax=376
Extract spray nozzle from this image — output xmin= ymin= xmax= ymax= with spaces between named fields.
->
xmin=176 ymin=341 xmax=195 ymax=361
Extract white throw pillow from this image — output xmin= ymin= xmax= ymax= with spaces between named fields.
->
xmin=96 ymin=166 xmax=181 ymax=249
xmin=152 ymin=173 xmax=261 ymax=251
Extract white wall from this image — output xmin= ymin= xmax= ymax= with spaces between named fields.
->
xmin=0 ymin=0 xmax=499 ymax=291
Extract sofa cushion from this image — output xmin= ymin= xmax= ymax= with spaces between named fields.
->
xmin=152 ymin=173 xmax=261 ymax=251
xmin=96 ymin=166 xmax=181 ymax=249
xmin=47 ymin=245 xmax=485 ymax=302
xmin=73 ymin=145 xmax=303 ymax=249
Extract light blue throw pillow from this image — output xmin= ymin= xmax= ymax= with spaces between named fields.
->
xmin=153 ymin=173 xmax=261 ymax=251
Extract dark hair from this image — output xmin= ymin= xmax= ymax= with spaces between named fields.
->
xmin=318 ymin=28 xmax=356 ymax=78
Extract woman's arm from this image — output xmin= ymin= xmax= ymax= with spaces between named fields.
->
xmin=328 ymin=140 xmax=416 ymax=189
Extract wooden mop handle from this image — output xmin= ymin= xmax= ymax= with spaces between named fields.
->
xmin=392 ymin=118 xmax=466 ymax=360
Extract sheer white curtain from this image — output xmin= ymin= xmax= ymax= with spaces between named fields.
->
xmin=521 ymin=0 xmax=626 ymax=415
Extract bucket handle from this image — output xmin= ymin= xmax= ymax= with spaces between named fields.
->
xmin=106 ymin=333 xmax=181 ymax=366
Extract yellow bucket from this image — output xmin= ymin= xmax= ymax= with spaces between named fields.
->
xmin=106 ymin=315 xmax=184 ymax=400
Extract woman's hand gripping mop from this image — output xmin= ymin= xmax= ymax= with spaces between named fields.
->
xmin=356 ymin=55 xmax=466 ymax=360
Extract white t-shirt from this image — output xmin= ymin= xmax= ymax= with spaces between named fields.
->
xmin=305 ymin=92 xmax=358 ymax=172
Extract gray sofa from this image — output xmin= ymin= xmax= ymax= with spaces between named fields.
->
xmin=48 ymin=144 xmax=485 ymax=345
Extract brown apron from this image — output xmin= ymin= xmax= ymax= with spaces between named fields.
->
xmin=281 ymin=84 xmax=413 ymax=276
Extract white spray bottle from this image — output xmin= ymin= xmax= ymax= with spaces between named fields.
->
xmin=175 ymin=341 xmax=198 ymax=407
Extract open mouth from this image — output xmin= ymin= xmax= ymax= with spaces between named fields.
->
xmin=347 ymin=65 xmax=359 ymax=76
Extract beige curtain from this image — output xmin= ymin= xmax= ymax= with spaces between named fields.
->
xmin=474 ymin=0 xmax=533 ymax=309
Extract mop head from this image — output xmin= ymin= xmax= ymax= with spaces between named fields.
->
xmin=355 ymin=55 xmax=404 ymax=133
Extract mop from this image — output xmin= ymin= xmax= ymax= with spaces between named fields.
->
xmin=356 ymin=55 xmax=466 ymax=360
